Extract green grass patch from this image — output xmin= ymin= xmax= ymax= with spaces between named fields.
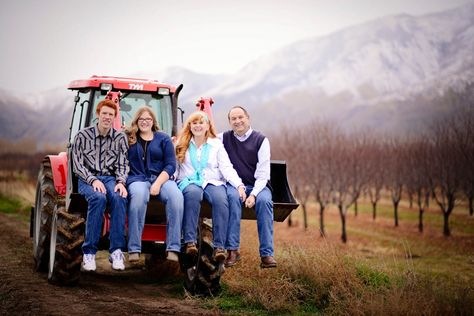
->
xmin=208 ymin=296 xmax=320 ymax=316
xmin=0 ymin=194 xmax=22 ymax=214
xmin=355 ymin=262 xmax=391 ymax=288
xmin=0 ymin=194 xmax=31 ymax=221
xmin=201 ymin=287 xmax=265 ymax=315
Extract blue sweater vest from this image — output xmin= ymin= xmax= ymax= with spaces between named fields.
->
xmin=223 ymin=130 xmax=266 ymax=186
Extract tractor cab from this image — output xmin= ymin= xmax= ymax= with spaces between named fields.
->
xmin=67 ymin=75 xmax=181 ymax=143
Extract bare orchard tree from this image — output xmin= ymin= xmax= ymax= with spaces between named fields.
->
xmin=406 ymin=137 xmax=431 ymax=232
xmin=350 ymin=132 xmax=373 ymax=217
xmin=290 ymin=184 xmax=311 ymax=228
xmin=451 ymin=105 xmax=474 ymax=216
xmin=331 ymin=131 xmax=368 ymax=243
xmin=331 ymin=132 xmax=352 ymax=243
xmin=291 ymin=126 xmax=313 ymax=230
xmin=427 ymin=87 xmax=474 ymax=234
xmin=308 ymin=121 xmax=338 ymax=237
xmin=385 ymin=138 xmax=407 ymax=227
xmin=366 ymin=138 xmax=386 ymax=220
xmin=429 ymin=118 xmax=463 ymax=236
xmin=271 ymin=126 xmax=311 ymax=229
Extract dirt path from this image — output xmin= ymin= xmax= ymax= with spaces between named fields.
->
xmin=0 ymin=213 xmax=217 ymax=315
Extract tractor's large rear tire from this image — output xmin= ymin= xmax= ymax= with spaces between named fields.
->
xmin=182 ymin=219 xmax=224 ymax=296
xmin=32 ymin=160 xmax=56 ymax=272
xmin=48 ymin=201 xmax=85 ymax=286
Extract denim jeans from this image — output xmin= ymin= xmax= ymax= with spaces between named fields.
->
xmin=127 ymin=179 xmax=183 ymax=253
xmin=225 ymin=184 xmax=242 ymax=251
xmin=79 ymin=176 xmax=127 ymax=254
xmin=182 ymin=184 xmax=229 ymax=249
xmin=226 ymin=185 xmax=274 ymax=257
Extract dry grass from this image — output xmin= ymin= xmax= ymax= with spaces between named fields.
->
xmin=0 ymin=170 xmax=36 ymax=205
xmin=218 ymin=201 xmax=474 ymax=315
xmin=0 ymin=176 xmax=35 ymax=206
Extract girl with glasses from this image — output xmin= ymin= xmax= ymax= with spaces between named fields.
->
xmin=125 ymin=107 xmax=184 ymax=262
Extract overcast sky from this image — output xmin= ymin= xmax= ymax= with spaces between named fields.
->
xmin=1 ymin=0 xmax=473 ymax=93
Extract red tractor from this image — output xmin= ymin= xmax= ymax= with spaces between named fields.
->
xmin=31 ymin=75 xmax=298 ymax=295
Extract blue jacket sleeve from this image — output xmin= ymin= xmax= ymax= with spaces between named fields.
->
xmin=161 ymin=134 xmax=177 ymax=177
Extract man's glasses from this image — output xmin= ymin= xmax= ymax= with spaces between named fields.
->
xmin=138 ymin=118 xmax=153 ymax=123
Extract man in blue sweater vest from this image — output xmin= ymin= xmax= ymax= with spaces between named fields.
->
xmin=222 ymin=106 xmax=277 ymax=269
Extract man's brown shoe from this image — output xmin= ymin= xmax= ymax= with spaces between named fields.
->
xmin=260 ymin=256 xmax=277 ymax=268
xmin=185 ymin=243 xmax=198 ymax=256
xmin=224 ymin=250 xmax=241 ymax=268
xmin=213 ymin=248 xmax=226 ymax=263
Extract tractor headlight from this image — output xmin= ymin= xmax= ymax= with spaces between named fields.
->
xmin=100 ymin=83 xmax=113 ymax=91
xmin=158 ymin=87 xmax=169 ymax=95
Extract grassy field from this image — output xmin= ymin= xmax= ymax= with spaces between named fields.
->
xmin=0 ymin=170 xmax=35 ymax=203
xmin=1 ymin=178 xmax=473 ymax=315
xmin=203 ymin=198 xmax=474 ymax=315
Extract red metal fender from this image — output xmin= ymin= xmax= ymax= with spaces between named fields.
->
xmin=48 ymin=152 xmax=68 ymax=196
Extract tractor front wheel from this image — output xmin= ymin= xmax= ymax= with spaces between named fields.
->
xmin=32 ymin=160 xmax=56 ymax=272
xmin=47 ymin=202 xmax=85 ymax=286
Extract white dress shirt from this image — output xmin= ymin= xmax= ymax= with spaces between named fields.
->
xmin=218 ymin=128 xmax=271 ymax=197
xmin=176 ymin=137 xmax=243 ymax=189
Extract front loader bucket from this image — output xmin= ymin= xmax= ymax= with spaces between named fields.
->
xmin=241 ymin=160 xmax=299 ymax=222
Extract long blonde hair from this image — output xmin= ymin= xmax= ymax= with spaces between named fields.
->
xmin=175 ymin=111 xmax=217 ymax=163
xmin=127 ymin=107 xmax=160 ymax=145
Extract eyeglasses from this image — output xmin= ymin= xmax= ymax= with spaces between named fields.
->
xmin=138 ymin=118 xmax=153 ymax=123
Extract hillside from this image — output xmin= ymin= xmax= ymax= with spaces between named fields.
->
xmin=203 ymin=3 xmax=474 ymax=131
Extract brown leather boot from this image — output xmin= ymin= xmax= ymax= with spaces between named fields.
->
xmin=260 ymin=256 xmax=277 ymax=268
xmin=213 ymin=248 xmax=226 ymax=262
xmin=185 ymin=243 xmax=198 ymax=256
xmin=224 ymin=250 xmax=241 ymax=268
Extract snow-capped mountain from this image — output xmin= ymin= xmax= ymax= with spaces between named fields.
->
xmin=204 ymin=3 xmax=473 ymax=106
xmin=0 ymin=86 xmax=73 ymax=152
xmin=197 ymin=3 xmax=474 ymax=131
xmin=133 ymin=67 xmax=230 ymax=113
xmin=22 ymin=87 xmax=73 ymax=111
